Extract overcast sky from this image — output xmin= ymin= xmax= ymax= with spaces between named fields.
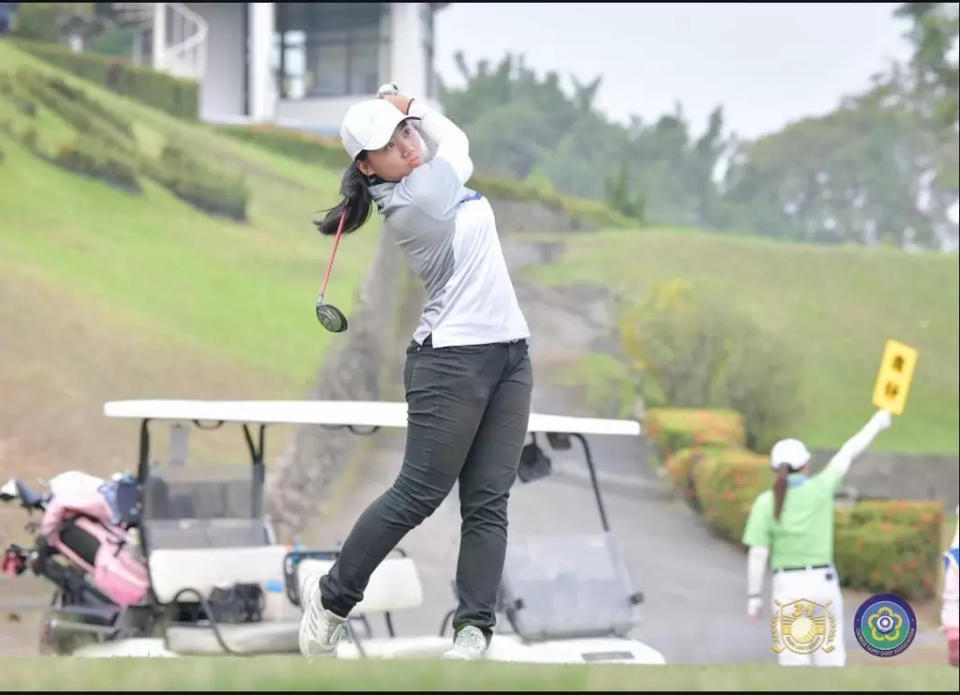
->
xmin=433 ymin=3 xmax=915 ymax=140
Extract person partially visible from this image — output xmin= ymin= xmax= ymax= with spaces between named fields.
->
xmin=742 ymin=409 xmax=894 ymax=667
xmin=942 ymin=506 xmax=959 ymax=667
xmin=0 ymin=3 xmax=19 ymax=35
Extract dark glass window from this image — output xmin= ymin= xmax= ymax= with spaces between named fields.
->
xmin=274 ymin=3 xmax=389 ymax=99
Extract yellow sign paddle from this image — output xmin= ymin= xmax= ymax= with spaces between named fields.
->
xmin=872 ymin=339 xmax=919 ymax=415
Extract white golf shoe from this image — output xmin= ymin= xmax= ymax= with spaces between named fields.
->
xmin=298 ymin=569 xmax=348 ymax=658
xmin=442 ymin=625 xmax=488 ymax=660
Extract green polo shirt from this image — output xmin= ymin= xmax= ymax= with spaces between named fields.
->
xmin=741 ymin=467 xmax=843 ymax=570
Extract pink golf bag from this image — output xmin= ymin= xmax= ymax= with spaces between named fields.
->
xmin=38 ymin=482 xmax=149 ymax=607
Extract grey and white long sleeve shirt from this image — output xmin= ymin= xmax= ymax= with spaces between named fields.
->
xmin=368 ymin=101 xmax=530 ymax=348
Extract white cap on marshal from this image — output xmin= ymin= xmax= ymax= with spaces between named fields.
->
xmin=339 ymin=99 xmax=417 ymax=161
xmin=770 ymin=438 xmax=811 ymax=471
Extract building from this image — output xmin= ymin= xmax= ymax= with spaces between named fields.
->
xmin=117 ymin=3 xmax=446 ymax=135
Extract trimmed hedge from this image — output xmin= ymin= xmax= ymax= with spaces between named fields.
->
xmin=53 ymin=140 xmax=140 ymax=192
xmin=665 ymin=446 xmax=706 ymax=508
xmin=0 ymin=73 xmax=37 ymax=116
xmin=43 ymin=72 xmax=133 ymax=139
xmin=1 ymin=69 xmax=141 ymax=191
xmin=142 ymin=144 xmax=249 ymax=221
xmin=664 ymin=446 xmax=723 ymax=512
xmin=470 ymin=174 xmax=637 ymax=230
xmin=0 ymin=107 xmax=139 ymax=191
xmin=14 ymin=68 xmax=135 ymax=152
xmin=2 ymin=68 xmax=247 ymax=215
xmin=10 ymin=37 xmax=198 ymax=119
xmin=214 ymin=124 xmax=351 ymax=170
xmin=834 ymin=501 xmax=943 ymax=600
xmin=0 ymin=109 xmax=37 ymax=147
xmin=646 ymin=408 xmax=746 ymax=463
xmin=691 ymin=448 xmax=772 ymax=542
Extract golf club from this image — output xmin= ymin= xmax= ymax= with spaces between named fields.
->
xmin=315 ymin=85 xmax=397 ymax=333
xmin=315 ymin=207 xmax=349 ymax=333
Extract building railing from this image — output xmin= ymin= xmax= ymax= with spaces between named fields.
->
xmin=156 ymin=2 xmax=207 ymax=81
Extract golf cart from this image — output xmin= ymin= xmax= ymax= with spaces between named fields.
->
xmin=3 ymin=399 xmax=664 ymax=664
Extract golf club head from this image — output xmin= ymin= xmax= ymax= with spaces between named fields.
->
xmin=316 ymin=301 xmax=348 ymax=333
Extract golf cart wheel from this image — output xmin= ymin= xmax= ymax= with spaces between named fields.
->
xmin=38 ymin=593 xmax=70 ymax=655
xmin=37 ymin=618 xmax=56 ymax=655
xmin=38 ymin=591 xmax=89 ymax=655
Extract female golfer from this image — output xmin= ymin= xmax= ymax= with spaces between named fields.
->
xmin=742 ymin=408 xmax=893 ymax=666
xmin=299 ymin=85 xmax=532 ymax=660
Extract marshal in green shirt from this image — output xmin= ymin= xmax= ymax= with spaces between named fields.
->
xmin=741 ymin=467 xmax=844 ymax=570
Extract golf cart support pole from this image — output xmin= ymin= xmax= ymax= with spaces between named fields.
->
xmin=570 ymin=433 xmax=610 ymax=533
xmin=242 ymin=424 xmax=266 ymax=519
xmin=137 ymin=418 xmax=151 ymax=485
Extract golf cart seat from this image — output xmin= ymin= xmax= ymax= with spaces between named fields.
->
xmin=150 ymin=545 xmax=291 ymax=604
xmin=499 ymin=532 xmax=643 ymax=641
xmin=163 ymin=551 xmax=451 ymax=657
xmin=156 ymin=544 xmax=300 ymax=655
xmin=292 ymin=552 xmax=452 ymax=659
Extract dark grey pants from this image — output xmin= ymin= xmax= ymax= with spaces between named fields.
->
xmin=319 ymin=336 xmax=533 ymax=639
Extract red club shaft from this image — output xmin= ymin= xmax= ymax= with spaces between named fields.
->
xmin=320 ymin=208 xmax=348 ymax=299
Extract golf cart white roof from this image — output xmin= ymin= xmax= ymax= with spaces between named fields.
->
xmin=103 ymin=400 xmax=641 ymax=436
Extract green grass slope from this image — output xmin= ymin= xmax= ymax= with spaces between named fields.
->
xmin=0 ymin=41 xmax=378 ymax=476
xmin=526 ymin=228 xmax=959 ymax=454
xmin=1 ymin=658 xmax=957 ymax=691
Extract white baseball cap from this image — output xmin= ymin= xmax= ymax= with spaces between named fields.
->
xmin=769 ymin=438 xmax=812 ymax=471
xmin=339 ymin=99 xmax=418 ymax=161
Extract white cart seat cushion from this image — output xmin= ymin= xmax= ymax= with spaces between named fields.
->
xmin=297 ymin=556 xmax=423 ymax=615
xmin=149 ymin=545 xmax=290 ymax=603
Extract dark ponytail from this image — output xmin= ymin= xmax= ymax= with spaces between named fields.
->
xmin=773 ymin=464 xmax=789 ymax=521
xmin=313 ymin=155 xmax=374 ymax=236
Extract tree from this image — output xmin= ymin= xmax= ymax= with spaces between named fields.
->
xmin=440 ymin=52 xmax=730 ymax=226
xmin=716 ymin=5 xmax=959 ymax=253
xmin=719 ymin=89 xmax=956 ymax=249
xmin=894 ymin=2 xmax=959 ymax=131
xmin=619 ymin=280 xmax=804 ymax=452
xmin=605 ymin=158 xmax=646 ymax=223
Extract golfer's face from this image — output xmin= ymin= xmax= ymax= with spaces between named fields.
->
xmin=367 ymin=121 xmax=423 ymax=181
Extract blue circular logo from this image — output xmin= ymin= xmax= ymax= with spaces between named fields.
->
xmin=853 ymin=593 xmax=916 ymax=657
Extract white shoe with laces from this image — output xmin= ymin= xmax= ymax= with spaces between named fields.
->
xmin=442 ymin=625 xmax=488 ymax=660
xmin=298 ymin=569 xmax=348 ymax=658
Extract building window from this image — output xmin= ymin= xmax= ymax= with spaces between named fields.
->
xmin=274 ymin=3 xmax=388 ymax=100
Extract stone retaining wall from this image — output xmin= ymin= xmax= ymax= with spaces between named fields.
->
xmin=265 ymin=229 xmax=403 ymax=542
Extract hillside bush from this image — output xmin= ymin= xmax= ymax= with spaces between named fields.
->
xmin=835 ymin=501 xmax=943 ymax=600
xmin=214 ymin=123 xmax=350 ymax=170
xmin=141 ymin=144 xmax=248 ymax=220
xmin=646 ymin=408 xmax=745 ymax=461
xmin=621 ymin=279 xmax=803 ymax=451
xmin=54 ymin=139 xmax=140 ymax=191
xmin=10 ymin=37 xmax=198 ymax=119
xmin=692 ymin=448 xmax=772 ymax=541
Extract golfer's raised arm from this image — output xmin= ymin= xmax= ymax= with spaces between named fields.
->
xmin=406 ymin=100 xmax=473 ymax=184
xmin=825 ymin=409 xmax=893 ymax=477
